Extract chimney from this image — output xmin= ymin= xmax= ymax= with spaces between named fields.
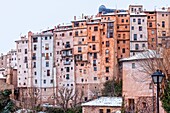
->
xmin=74 ymin=16 xmax=76 ymax=20
xmin=82 ymin=13 xmax=84 ymax=19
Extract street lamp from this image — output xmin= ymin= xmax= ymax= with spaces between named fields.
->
xmin=151 ymin=70 xmax=165 ymax=113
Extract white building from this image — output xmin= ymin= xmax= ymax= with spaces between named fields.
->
xmin=54 ymin=24 xmax=75 ymax=93
xmin=7 ymin=49 xmax=17 ymax=69
xmin=28 ymin=31 xmax=56 ymax=104
xmin=129 ymin=5 xmax=148 ymax=56
xmin=15 ymin=36 xmax=29 ymax=88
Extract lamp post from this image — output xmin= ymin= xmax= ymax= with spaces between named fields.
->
xmin=151 ymin=70 xmax=165 ymax=113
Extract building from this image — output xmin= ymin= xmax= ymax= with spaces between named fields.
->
xmin=54 ymin=24 xmax=75 ymax=95
xmin=120 ymin=50 xmax=165 ymax=113
xmin=15 ymin=36 xmax=29 ymax=103
xmin=144 ymin=11 xmax=157 ymax=50
xmin=81 ymin=97 xmax=122 ymax=113
xmin=156 ymin=7 xmax=170 ymax=47
xmin=116 ymin=10 xmax=130 ymax=59
xmin=129 ymin=5 xmax=148 ymax=56
xmin=0 ymin=54 xmax=7 ymax=68
xmin=28 ymin=31 xmax=56 ymax=104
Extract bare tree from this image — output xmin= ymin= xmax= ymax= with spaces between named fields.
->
xmin=56 ymin=87 xmax=84 ymax=113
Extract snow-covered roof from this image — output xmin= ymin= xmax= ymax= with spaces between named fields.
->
xmin=130 ymin=13 xmax=146 ymax=16
xmin=130 ymin=12 xmax=146 ymax=16
xmin=81 ymin=97 xmax=122 ymax=107
xmin=71 ymin=18 xmax=87 ymax=22
xmin=117 ymin=12 xmax=128 ymax=15
xmin=0 ymin=73 xmax=6 ymax=79
xmin=102 ymin=13 xmax=116 ymax=16
xmin=91 ymin=17 xmax=101 ymax=20
xmin=120 ymin=50 xmax=160 ymax=62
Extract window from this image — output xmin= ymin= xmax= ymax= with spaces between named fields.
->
xmin=66 ymin=67 xmax=70 ymax=72
xmin=138 ymin=19 xmax=141 ymax=24
xmin=94 ymin=26 xmax=98 ymax=31
xmin=46 ymin=61 xmax=49 ymax=67
xmin=149 ymin=22 xmax=152 ymax=27
xmin=106 ymin=41 xmax=110 ymax=47
xmin=35 ymin=79 xmax=37 ymax=84
xmin=75 ymin=31 xmax=78 ymax=36
xmin=105 ymin=49 xmax=109 ymax=54
xmin=94 ymin=77 xmax=97 ymax=81
xmin=33 ymin=62 xmax=36 ymax=68
xmin=92 ymin=45 xmax=96 ymax=50
xmin=94 ymin=67 xmax=97 ymax=71
xmin=106 ymin=109 xmax=111 ymax=113
xmin=162 ymin=14 xmax=164 ymax=17
xmin=66 ymin=74 xmax=69 ymax=80
xmin=126 ymin=19 xmax=128 ymax=22
xmin=132 ymin=63 xmax=135 ymax=68
xmin=123 ymin=34 xmax=125 ymax=38
xmin=106 ymin=77 xmax=109 ymax=80
xmin=105 ymin=58 xmax=109 ymax=63
xmin=140 ymin=34 xmax=143 ymax=38
xmin=122 ymin=19 xmax=124 ymax=23
xmin=45 ymin=53 xmax=49 ymax=60
xmin=162 ymin=21 xmax=165 ymax=28
xmin=123 ymin=40 xmax=126 ymax=43
xmin=47 ymin=70 xmax=50 ymax=76
xmin=69 ymin=32 xmax=72 ymax=36
xmin=78 ymin=47 xmax=82 ymax=52
xmin=131 ymin=26 xmax=134 ymax=30
xmin=44 ymin=80 xmax=46 ymax=84
xmin=34 ymin=72 xmax=37 ymax=75
xmin=93 ymin=60 xmax=96 ymax=66
xmin=25 ymin=49 xmax=27 ymax=54
xmin=151 ymin=30 xmax=155 ymax=34
xmin=92 ymin=36 xmax=95 ymax=41
xmin=57 ymin=42 xmax=60 ymax=46
xmin=74 ymin=22 xmax=79 ymax=27
xmin=99 ymin=109 xmax=104 ymax=113
xmin=135 ymin=44 xmax=139 ymax=50
xmin=122 ymin=48 xmax=125 ymax=53
xmin=62 ymin=33 xmax=64 ymax=37
xmin=33 ymin=37 xmax=38 ymax=43
xmin=142 ymin=44 xmax=145 ymax=47
xmin=44 ymin=88 xmax=46 ymax=91
xmin=134 ymin=34 xmax=137 ymax=41
xmin=34 ymin=45 xmax=37 ymax=51
xmin=45 ymin=44 xmax=49 ymax=50
xmin=162 ymin=31 xmax=166 ymax=36
xmin=133 ymin=19 xmax=136 ymax=22
xmin=94 ymin=53 xmax=97 ymax=59
xmin=106 ymin=67 xmax=109 ymax=72
xmin=152 ymin=38 xmax=155 ymax=42
xmin=118 ymin=34 xmax=121 ymax=38
xmin=139 ymin=26 xmax=142 ymax=31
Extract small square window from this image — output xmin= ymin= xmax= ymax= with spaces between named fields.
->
xmin=132 ymin=63 xmax=135 ymax=68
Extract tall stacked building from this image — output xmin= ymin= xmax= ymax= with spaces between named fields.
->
xmin=1 ymin=4 xmax=170 ymax=105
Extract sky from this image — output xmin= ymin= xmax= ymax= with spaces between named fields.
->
xmin=0 ymin=0 xmax=170 ymax=54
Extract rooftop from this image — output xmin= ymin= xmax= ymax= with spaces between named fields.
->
xmin=81 ymin=97 xmax=122 ymax=107
xmin=120 ymin=49 xmax=160 ymax=62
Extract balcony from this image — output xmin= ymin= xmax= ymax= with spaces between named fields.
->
xmin=65 ymin=44 xmax=71 ymax=48
xmin=64 ymin=61 xmax=71 ymax=65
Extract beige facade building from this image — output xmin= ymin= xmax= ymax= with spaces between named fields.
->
xmin=120 ymin=50 xmax=165 ymax=113
xmin=54 ymin=24 xmax=75 ymax=96
xmin=157 ymin=7 xmax=170 ymax=47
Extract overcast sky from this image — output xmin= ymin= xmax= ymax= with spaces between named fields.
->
xmin=0 ymin=0 xmax=170 ymax=53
